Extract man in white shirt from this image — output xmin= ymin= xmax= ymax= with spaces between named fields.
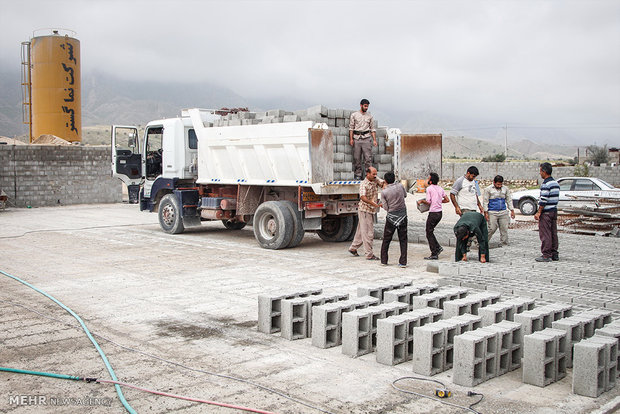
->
xmin=450 ymin=166 xmax=483 ymax=216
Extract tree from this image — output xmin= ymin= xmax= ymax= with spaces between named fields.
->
xmin=481 ymin=153 xmax=506 ymax=162
xmin=587 ymin=145 xmax=609 ymax=166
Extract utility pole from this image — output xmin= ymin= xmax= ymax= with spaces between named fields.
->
xmin=504 ymin=123 xmax=508 ymax=157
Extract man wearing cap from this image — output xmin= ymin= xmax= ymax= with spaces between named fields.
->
xmin=349 ymin=99 xmax=377 ymax=180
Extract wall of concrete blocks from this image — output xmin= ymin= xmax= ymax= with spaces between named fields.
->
xmin=211 ymin=105 xmax=392 ymax=181
xmin=0 ymin=145 xmax=122 ymax=208
xmin=442 ymin=162 xmax=620 ymax=186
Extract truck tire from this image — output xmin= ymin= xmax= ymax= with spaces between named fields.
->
xmin=317 ymin=216 xmax=354 ymax=242
xmin=281 ymin=201 xmax=305 ymax=248
xmin=519 ymin=198 xmax=537 ymax=216
xmin=346 ymin=215 xmax=358 ymax=241
xmin=158 ymin=193 xmax=185 ymax=234
xmin=222 ymin=220 xmax=247 ymax=230
xmin=253 ymin=201 xmax=294 ymax=250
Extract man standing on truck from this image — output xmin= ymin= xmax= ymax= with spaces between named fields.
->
xmin=349 ymin=99 xmax=377 ymax=180
xmin=349 ymin=167 xmax=384 ymax=260
xmin=379 ymin=172 xmax=408 ymax=267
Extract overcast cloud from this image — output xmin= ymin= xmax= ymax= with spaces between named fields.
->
xmin=1 ymin=0 xmax=619 ymax=139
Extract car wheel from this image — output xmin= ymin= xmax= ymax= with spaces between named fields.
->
xmin=519 ymin=198 xmax=537 ymax=216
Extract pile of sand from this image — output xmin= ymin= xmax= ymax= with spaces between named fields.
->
xmin=31 ymin=134 xmax=72 ymax=145
xmin=0 ymin=136 xmax=28 ymax=145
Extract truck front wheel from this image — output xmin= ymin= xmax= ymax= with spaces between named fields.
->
xmin=317 ymin=216 xmax=354 ymax=242
xmin=253 ymin=201 xmax=294 ymax=249
xmin=158 ymin=194 xmax=185 ymax=234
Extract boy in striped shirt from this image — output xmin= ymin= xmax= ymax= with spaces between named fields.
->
xmin=534 ymin=162 xmax=560 ymax=262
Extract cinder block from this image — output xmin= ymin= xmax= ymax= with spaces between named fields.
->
xmin=412 ymin=323 xmax=446 ymax=376
xmin=342 ymin=309 xmax=373 ymax=357
xmin=573 ymin=337 xmax=614 ymax=397
xmin=538 ymin=328 xmax=568 ymax=382
xmin=523 ymin=328 xmax=566 ymax=387
xmin=479 ymin=303 xmax=515 ymax=327
xmin=578 ymin=309 xmax=613 ymax=329
xmin=595 ymin=326 xmax=620 ymax=375
xmin=453 ymin=332 xmax=487 ymax=387
xmin=552 ymin=317 xmax=584 ymax=368
xmin=376 ymin=316 xmax=408 ymax=365
xmin=451 ymin=313 xmax=483 ymax=333
xmin=495 ymin=320 xmax=523 ymax=371
xmin=538 ymin=304 xmax=573 ymax=322
xmin=588 ymin=335 xmax=619 ymax=389
xmin=572 ymin=315 xmax=597 ymax=338
xmin=281 ymin=298 xmax=308 ymax=340
xmin=515 ymin=310 xmax=546 ymax=335
xmin=311 ymin=303 xmax=341 ymax=348
xmin=258 ymin=290 xmax=316 ymax=334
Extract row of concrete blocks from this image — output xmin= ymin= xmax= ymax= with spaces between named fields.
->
xmin=380 ymin=286 xmax=470 ymax=311
xmin=453 ymin=320 xmax=524 ymax=386
xmin=356 ymin=281 xmax=437 ymax=303
xmin=315 ymin=300 xmax=410 ymax=349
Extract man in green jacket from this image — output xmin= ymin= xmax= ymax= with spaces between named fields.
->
xmin=453 ymin=211 xmax=489 ymax=262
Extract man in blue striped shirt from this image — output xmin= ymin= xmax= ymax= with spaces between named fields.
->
xmin=534 ymin=162 xmax=560 ymax=262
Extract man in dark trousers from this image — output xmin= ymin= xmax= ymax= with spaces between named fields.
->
xmin=379 ymin=172 xmax=408 ymax=267
xmin=349 ymin=99 xmax=377 ymax=180
xmin=534 ymin=162 xmax=560 ymax=262
xmin=453 ymin=211 xmax=489 ymax=262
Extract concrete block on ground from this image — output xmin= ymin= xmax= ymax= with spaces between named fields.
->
xmin=573 ymin=336 xmax=617 ymax=397
xmin=479 ymin=303 xmax=516 ymax=327
xmin=502 ymin=297 xmax=536 ymax=315
xmin=311 ymin=303 xmax=342 ymax=348
xmin=453 ymin=332 xmax=487 ymax=387
xmin=258 ymin=289 xmax=321 ymax=333
xmin=578 ymin=309 xmax=613 ymax=329
xmin=515 ymin=310 xmax=547 ymax=335
xmin=376 ymin=316 xmax=409 ymax=365
xmin=342 ymin=309 xmax=373 ymax=357
xmin=281 ymin=298 xmax=308 ymax=340
xmin=595 ymin=326 xmax=620 ymax=375
xmin=523 ymin=328 xmax=567 ymax=387
xmin=412 ymin=323 xmax=446 ymax=376
xmin=552 ymin=317 xmax=584 ymax=368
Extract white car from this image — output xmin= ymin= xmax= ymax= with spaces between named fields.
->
xmin=512 ymin=177 xmax=620 ymax=215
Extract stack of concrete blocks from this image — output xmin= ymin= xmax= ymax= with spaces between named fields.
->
xmin=376 ymin=307 xmax=451 ymax=366
xmin=594 ymin=323 xmax=620 ymax=376
xmin=479 ymin=297 xmax=537 ymax=326
xmin=258 ymin=288 xmax=322 ymax=334
xmin=572 ymin=335 xmax=618 ymax=397
xmin=212 ymin=105 xmax=392 ymax=181
xmin=280 ymin=292 xmax=349 ymax=340
xmin=311 ymin=296 xmax=380 ymax=349
xmin=341 ymin=302 xmax=409 ymax=357
xmin=442 ymin=291 xmax=502 ymax=318
xmin=522 ymin=328 xmax=568 ymax=387
xmin=356 ymin=280 xmax=414 ymax=302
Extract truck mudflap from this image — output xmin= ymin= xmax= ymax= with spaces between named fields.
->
xmin=173 ymin=189 xmax=200 ymax=227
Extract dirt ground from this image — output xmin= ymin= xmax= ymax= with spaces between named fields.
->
xmin=0 ymin=200 xmax=617 ymax=414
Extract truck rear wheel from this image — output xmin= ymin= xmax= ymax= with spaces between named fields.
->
xmin=281 ymin=201 xmax=305 ymax=248
xmin=253 ymin=201 xmax=294 ymax=249
xmin=317 ymin=216 xmax=354 ymax=242
xmin=158 ymin=194 xmax=185 ymax=234
xmin=222 ymin=220 xmax=247 ymax=230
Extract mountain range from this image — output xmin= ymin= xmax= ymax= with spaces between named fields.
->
xmin=0 ymin=69 xmax=611 ymax=159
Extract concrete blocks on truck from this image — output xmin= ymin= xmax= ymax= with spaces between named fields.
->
xmin=258 ymin=288 xmax=322 ymax=334
xmin=573 ymin=335 xmax=618 ymax=397
xmin=522 ymin=328 xmax=568 ymax=387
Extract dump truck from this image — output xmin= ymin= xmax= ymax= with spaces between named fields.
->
xmin=111 ymin=108 xmax=424 ymax=249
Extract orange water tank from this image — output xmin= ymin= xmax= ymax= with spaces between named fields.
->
xmin=29 ymin=29 xmax=81 ymax=142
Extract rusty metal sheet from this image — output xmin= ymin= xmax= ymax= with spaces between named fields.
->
xmin=309 ymin=128 xmax=333 ymax=184
xmin=236 ymin=184 xmax=264 ymax=216
xmin=399 ymin=134 xmax=442 ymax=181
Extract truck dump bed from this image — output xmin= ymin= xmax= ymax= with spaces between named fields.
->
xmin=188 ymin=109 xmax=357 ymax=194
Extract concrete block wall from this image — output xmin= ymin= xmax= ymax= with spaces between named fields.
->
xmin=211 ymin=105 xmax=393 ymax=182
xmin=0 ymin=145 xmax=122 ymax=208
xmin=573 ymin=335 xmax=618 ymax=397
xmin=442 ymin=162 xmax=620 ymax=186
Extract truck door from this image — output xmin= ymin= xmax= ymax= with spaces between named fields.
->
xmin=111 ymin=125 xmax=142 ymax=203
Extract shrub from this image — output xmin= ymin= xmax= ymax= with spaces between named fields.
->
xmin=481 ymin=153 xmax=506 ymax=162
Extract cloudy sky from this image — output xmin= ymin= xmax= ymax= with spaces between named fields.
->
xmin=1 ymin=0 xmax=619 ymax=142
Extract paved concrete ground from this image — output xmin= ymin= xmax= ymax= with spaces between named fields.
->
xmin=1 ymin=202 xmax=618 ymax=413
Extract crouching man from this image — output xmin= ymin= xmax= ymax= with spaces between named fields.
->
xmin=453 ymin=211 xmax=489 ymax=263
